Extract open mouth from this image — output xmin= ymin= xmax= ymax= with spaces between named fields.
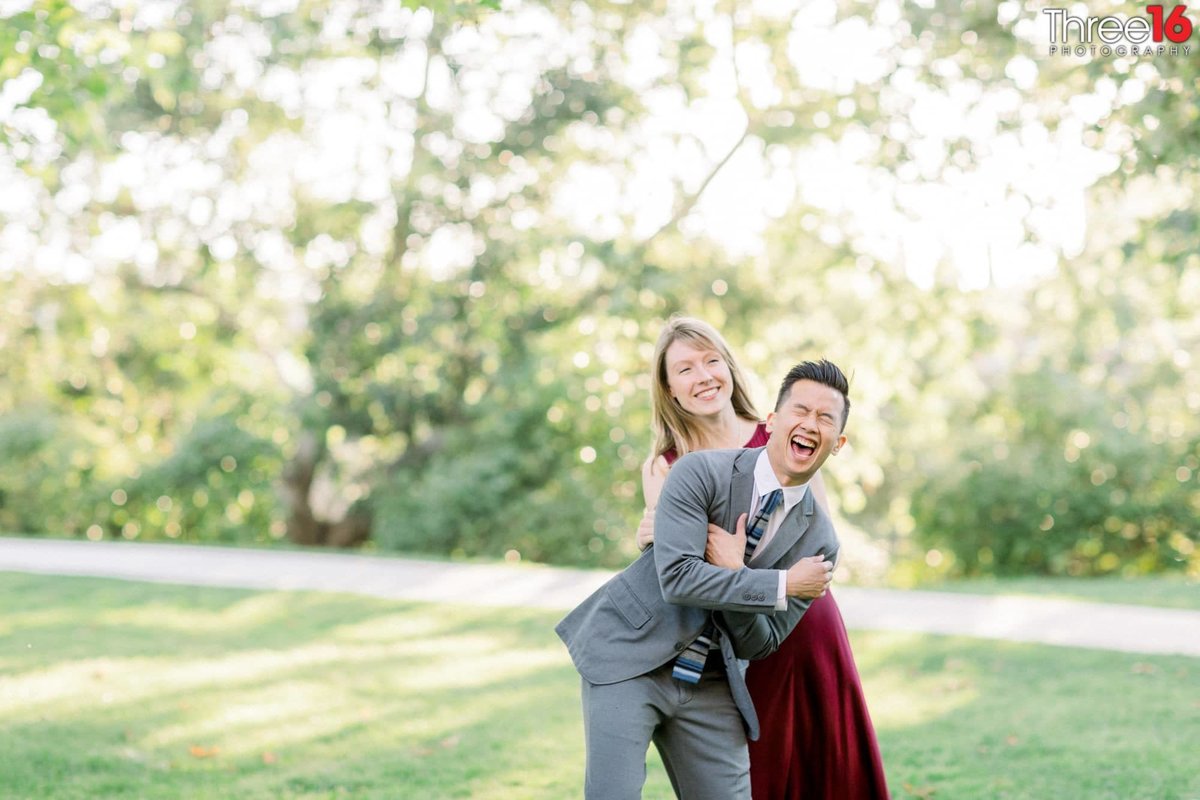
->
xmin=790 ymin=435 xmax=816 ymax=459
xmin=694 ymin=386 xmax=720 ymax=401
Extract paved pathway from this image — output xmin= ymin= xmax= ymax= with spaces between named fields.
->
xmin=2 ymin=537 xmax=1198 ymax=657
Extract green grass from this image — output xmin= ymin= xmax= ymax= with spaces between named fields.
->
xmin=1 ymin=572 xmax=1198 ymax=799
xmin=911 ymin=574 xmax=1200 ymax=610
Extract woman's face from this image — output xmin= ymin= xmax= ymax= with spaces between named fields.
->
xmin=664 ymin=339 xmax=733 ymax=417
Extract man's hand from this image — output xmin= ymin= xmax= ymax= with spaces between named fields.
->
xmin=636 ymin=508 xmax=655 ymax=551
xmin=785 ymin=555 xmax=833 ymax=598
xmin=705 ymin=513 xmax=747 ymax=570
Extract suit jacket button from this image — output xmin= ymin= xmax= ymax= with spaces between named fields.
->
xmin=742 ymin=592 xmax=751 ymax=601
xmin=674 ymin=641 xmax=684 ymax=651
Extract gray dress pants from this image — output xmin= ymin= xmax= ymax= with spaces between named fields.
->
xmin=580 ymin=660 xmax=751 ymax=800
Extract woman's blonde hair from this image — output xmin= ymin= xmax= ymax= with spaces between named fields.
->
xmin=649 ymin=316 xmax=760 ymax=461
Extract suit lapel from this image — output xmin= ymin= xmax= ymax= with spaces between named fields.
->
xmin=725 ymin=447 xmax=760 ymax=532
xmin=753 ymin=487 xmax=814 ymax=567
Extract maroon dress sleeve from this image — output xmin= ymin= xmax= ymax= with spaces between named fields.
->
xmin=662 ymin=422 xmax=768 ymax=466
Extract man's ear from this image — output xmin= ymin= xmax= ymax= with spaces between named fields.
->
xmin=832 ymin=434 xmax=847 ymax=454
xmin=765 ymin=411 xmax=776 ymax=434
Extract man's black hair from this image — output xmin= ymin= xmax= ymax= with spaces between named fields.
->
xmin=774 ymin=359 xmax=851 ymax=431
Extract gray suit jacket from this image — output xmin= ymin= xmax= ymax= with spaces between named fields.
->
xmin=555 ymin=446 xmax=840 ymax=740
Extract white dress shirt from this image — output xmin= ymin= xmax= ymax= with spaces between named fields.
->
xmin=748 ymin=449 xmax=809 ymax=609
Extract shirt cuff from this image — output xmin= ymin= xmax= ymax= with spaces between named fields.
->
xmin=775 ymin=570 xmax=787 ymax=611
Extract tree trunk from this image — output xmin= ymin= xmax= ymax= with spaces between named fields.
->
xmin=282 ymin=429 xmax=325 ymax=546
xmin=327 ymin=512 xmax=371 ymax=548
xmin=281 ymin=428 xmax=375 ymax=548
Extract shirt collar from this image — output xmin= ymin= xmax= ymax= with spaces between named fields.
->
xmin=754 ymin=449 xmax=808 ymax=513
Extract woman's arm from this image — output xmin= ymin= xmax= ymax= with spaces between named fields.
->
xmin=642 ymin=454 xmax=669 ymax=509
xmin=636 ymin=454 xmax=670 ymax=550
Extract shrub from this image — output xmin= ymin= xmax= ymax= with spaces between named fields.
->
xmin=104 ymin=416 xmax=284 ymax=543
xmin=912 ymin=372 xmax=1198 ymax=577
xmin=0 ymin=409 xmax=90 ymax=534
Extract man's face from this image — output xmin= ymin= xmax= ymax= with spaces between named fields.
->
xmin=765 ymin=379 xmax=847 ymax=487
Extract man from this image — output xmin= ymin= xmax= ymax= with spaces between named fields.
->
xmin=556 ymin=359 xmax=851 ymax=799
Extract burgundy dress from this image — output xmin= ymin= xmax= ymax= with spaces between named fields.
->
xmin=665 ymin=424 xmax=889 ymax=799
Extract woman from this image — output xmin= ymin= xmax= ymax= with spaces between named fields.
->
xmin=637 ymin=316 xmax=889 ymax=799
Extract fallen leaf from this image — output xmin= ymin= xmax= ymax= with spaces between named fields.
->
xmin=261 ymin=752 xmax=278 ymax=765
xmin=440 ymin=735 xmax=461 ymax=749
xmin=188 ymin=745 xmax=220 ymax=759
xmin=902 ymin=781 xmax=936 ymax=799
xmin=1131 ymin=662 xmax=1157 ymax=674
xmin=1005 ymin=735 xmax=1020 ymax=746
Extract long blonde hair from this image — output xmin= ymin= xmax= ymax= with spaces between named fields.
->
xmin=649 ymin=316 xmax=760 ymax=461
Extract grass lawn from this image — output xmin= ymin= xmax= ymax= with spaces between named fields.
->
xmin=1 ymin=572 xmax=1197 ymax=800
xmin=912 ymin=574 xmax=1200 ymax=610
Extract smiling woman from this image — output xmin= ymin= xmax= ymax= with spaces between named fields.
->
xmin=665 ymin=341 xmax=733 ymax=415
xmin=648 ymin=317 xmax=762 ymax=463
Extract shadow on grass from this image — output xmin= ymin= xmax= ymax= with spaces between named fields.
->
xmin=0 ymin=572 xmax=601 ymax=798
xmin=853 ymin=631 xmax=1199 ymax=800
xmin=2 ymin=572 xmax=1198 ymax=800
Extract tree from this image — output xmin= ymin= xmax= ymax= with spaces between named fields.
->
xmin=2 ymin=0 xmax=1195 ymax=576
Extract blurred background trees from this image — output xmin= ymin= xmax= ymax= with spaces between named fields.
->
xmin=1 ymin=0 xmax=1195 ymax=579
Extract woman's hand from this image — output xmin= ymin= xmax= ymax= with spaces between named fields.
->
xmin=705 ymin=513 xmax=747 ymax=570
xmin=636 ymin=508 xmax=656 ymax=551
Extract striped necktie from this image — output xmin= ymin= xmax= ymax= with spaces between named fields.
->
xmin=672 ymin=488 xmax=784 ymax=684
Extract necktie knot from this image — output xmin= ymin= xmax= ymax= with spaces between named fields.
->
xmin=759 ymin=488 xmax=783 ymax=518
xmin=744 ymin=488 xmax=782 ymax=562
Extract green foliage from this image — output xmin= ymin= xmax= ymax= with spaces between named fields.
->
xmin=912 ymin=369 xmax=1199 ymax=577
xmin=2 ymin=0 xmax=1197 ymax=575
xmin=373 ymin=435 xmax=603 ymax=563
xmin=0 ymin=405 xmax=283 ymax=544
xmin=372 ymin=372 xmax=640 ymax=567
xmin=0 ymin=409 xmax=89 ymax=534
xmin=102 ymin=416 xmax=284 ymax=544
